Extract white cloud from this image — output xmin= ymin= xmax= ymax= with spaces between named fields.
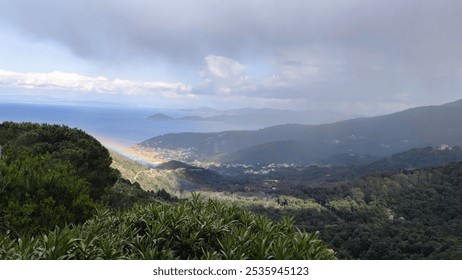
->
xmin=198 ymin=55 xmax=252 ymax=95
xmin=201 ymin=55 xmax=247 ymax=80
xmin=0 ymin=69 xmax=193 ymax=98
xmin=197 ymin=51 xmax=337 ymax=100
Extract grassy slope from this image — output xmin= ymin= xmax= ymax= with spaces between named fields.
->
xmin=109 ymin=150 xmax=182 ymax=195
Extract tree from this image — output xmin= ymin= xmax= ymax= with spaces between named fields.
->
xmin=0 ymin=154 xmax=98 ymax=235
xmin=0 ymin=122 xmax=118 ymax=199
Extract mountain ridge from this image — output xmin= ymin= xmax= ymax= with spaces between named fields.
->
xmin=140 ymin=99 xmax=462 ymax=164
xmin=149 ymin=107 xmax=362 ymax=126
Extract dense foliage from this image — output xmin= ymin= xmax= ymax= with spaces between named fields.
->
xmin=0 ymin=153 xmax=98 ymax=235
xmin=103 ymin=177 xmax=179 ymax=210
xmin=0 ymin=122 xmax=119 ymax=235
xmin=254 ymin=161 xmax=462 ymax=259
xmin=0 ymin=196 xmax=335 ymax=260
xmin=0 ymin=122 xmax=182 ymax=236
xmin=0 ymin=122 xmax=118 ymax=199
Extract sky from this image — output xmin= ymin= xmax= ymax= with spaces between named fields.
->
xmin=0 ymin=0 xmax=461 ymax=115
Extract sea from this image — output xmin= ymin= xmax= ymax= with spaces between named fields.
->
xmin=0 ymin=102 xmax=261 ymax=150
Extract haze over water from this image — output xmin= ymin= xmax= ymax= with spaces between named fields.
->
xmin=0 ymin=102 xmax=262 ymax=146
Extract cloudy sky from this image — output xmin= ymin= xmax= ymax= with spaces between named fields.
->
xmin=0 ymin=0 xmax=461 ymax=115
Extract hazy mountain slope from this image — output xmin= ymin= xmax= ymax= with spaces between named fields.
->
xmin=140 ymin=100 xmax=462 ymax=164
xmin=441 ymin=99 xmax=462 ymax=107
xmin=178 ymin=108 xmax=362 ymax=126
xmin=215 ymin=141 xmax=312 ymax=165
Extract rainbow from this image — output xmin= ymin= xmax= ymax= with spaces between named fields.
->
xmin=92 ymin=133 xmax=164 ymax=167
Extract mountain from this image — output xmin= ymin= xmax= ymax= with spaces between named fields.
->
xmin=140 ymin=99 xmax=462 ymax=164
xmin=146 ymin=107 xmax=360 ymax=127
xmin=177 ymin=108 xmax=361 ymax=126
xmin=212 ymin=141 xmax=312 ymax=165
xmin=441 ymin=99 xmax=462 ymax=107
xmin=285 ymin=145 xmax=462 ymax=186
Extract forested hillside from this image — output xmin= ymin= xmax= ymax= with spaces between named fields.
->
xmin=110 ymin=143 xmax=462 ymax=259
xmin=0 ymin=122 xmax=333 ymax=259
xmin=256 ymin=161 xmax=462 ymax=259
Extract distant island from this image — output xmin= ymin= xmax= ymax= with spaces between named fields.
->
xmin=147 ymin=113 xmax=174 ymax=120
xmin=147 ymin=107 xmax=361 ymax=126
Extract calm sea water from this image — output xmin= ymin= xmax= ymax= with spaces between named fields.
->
xmin=0 ymin=103 xmax=260 ymax=145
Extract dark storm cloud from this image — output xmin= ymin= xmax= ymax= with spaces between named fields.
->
xmin=1 ymin=0 xmax=462 ymax=113
xmin=2 ymin=0 xmax=460 ymax=63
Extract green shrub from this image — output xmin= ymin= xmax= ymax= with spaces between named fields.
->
xmin=0 ymin=195 xmax=335 ymax=260
xmin=0 ymin=154 xmax=98 ymax=236
xmin=0 ymin=122 xmax=118 ymax=200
